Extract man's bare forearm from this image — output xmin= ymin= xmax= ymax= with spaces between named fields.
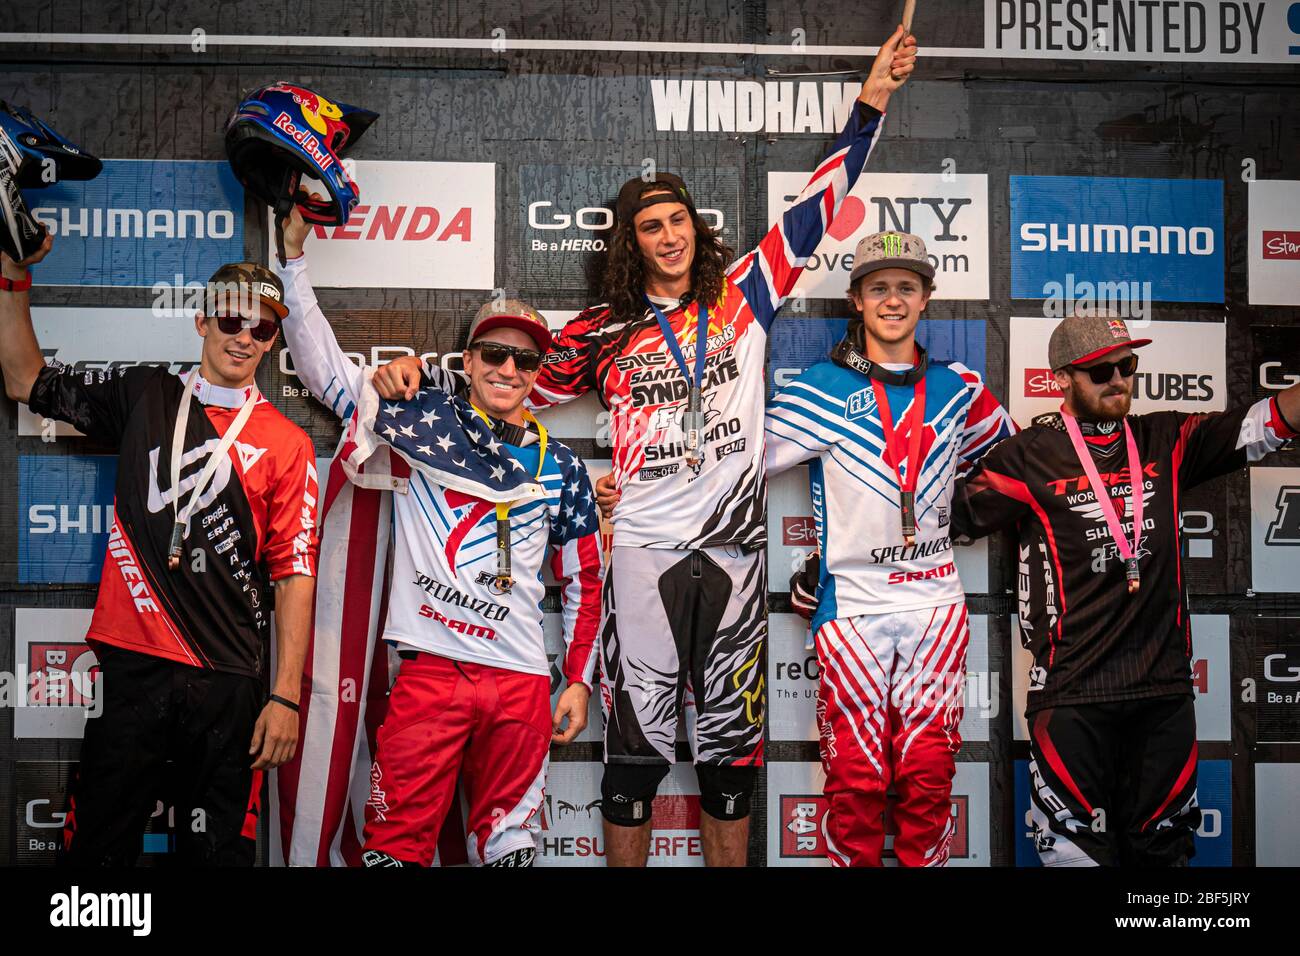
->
xmin=0 ymin=258 xmax=48 ymax=403
xmin=271 ymin=574 xmax=315 ymax=703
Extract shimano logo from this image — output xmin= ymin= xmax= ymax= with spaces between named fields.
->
xmin=32 ymin=206 xmax=236 ymax=240
xmin=1019 ymin=222 xmax=1214 ymax=255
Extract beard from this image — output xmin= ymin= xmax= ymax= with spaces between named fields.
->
xmin=1071 ymin=384 xmax=1132 ymax=422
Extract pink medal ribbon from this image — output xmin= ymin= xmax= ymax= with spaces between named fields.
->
xmin=1061 ymin=408 xmax=1145 ymax=594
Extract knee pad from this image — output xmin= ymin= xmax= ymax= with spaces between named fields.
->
xmin=697 ymin=764 xmax=756 ymax=821
xmin=485 ymin=847 xmax=536 ymax=868
xmin=361 ymin=849 xmax=420 ymax=868
xmin=600 ymin=762 xmax=670 ymax=827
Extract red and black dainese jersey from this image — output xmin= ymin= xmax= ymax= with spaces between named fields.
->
xmin=28 ymin=366 xmax=320 ymax=678
xmin=953 ymin=397 xmax=1296 ymax=713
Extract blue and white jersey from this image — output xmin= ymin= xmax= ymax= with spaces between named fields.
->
xmin=765 ymin=358 xmax=1015 ymax=633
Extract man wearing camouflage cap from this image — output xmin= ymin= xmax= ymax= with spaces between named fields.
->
xmin=275 ymin=206 xmax=603 ymax=866
xmin=763 ymin=230 xmax=1016 ymax=866
xmin=951 ymin=311 xmax=1300 ymax=866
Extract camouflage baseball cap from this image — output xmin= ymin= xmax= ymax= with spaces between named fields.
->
xmin=1048 ymin=312 xmax=1152 ymax=371
xmin=206 ymin=261 xmax=289 ymax=320
xmin=467 ymin=297 xmax=553 ymax=353
xmin=848 ymin=230 xmax=936 ymax=285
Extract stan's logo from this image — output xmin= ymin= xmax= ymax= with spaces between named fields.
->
xmin=782 ymin=516 xmax=817 ymax=546
xmin=1023 ymin=368 xmax=1062 ymax=397
xmin=1262 ymin=231 xmax=1300 ymax=260
xmin=780 ymin=794 xmax=830 ymax=857
xmin=846 ymin=386 xmax=876 ymax=421
xmin=1265 ymin=486 xmax=1300 ymax=546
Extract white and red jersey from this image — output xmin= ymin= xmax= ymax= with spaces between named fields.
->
xmin=277 ymin=255 xmax=601 ymax=687
xmin=765 ymin=357 xmax=1015 ymax=632
xmin=28 ymin=366 xmax=320 ymax=677
xmin=529 ymin=101 xmax=886 ymax=551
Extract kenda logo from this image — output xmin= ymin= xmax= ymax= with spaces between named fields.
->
xmin=25 ymin=160 xmax=245 ymax=287
xmin=310 ymin=204 xmax=473 ymax=242
xmin=50 ymin=886 xmax=151 ymax=936
xmin=650 ymin=80 xmax=862 ymax=134
xmin=1263 ymin=230 xmax=1300 ymax=259
xmin=290 ymin=160 xmax=496 ymax=289
xmin=1010 ymin=176 xmax=1223 ymax=303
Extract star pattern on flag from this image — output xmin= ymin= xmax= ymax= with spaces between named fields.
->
xmin=366 ymin=387 xmax=539 ymax=499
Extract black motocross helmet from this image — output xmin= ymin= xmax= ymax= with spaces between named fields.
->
xmin=0 ymin=101 xmax=103 ymax=261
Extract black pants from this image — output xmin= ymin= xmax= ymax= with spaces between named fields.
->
xmin=61 ymin=645 xmax=263 ymax=867
xmin=1026 ymin=695 xmax=1200 ymax=867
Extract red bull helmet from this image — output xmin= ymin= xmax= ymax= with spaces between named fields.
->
xmin=224 ymin=82 xmax=378 ymax=264
xmin=0 ymin=101 xmax=102 ymax=262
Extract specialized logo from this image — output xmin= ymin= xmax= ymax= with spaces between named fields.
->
xmin=413 ymin=572 xmax=511 ymax=620
xmin=1263 ymin=230 xmax=1300 ymax=260
xmin=1265 ymin=486 xmax=1300 ymax=545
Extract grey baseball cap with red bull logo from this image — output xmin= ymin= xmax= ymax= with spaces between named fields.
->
xmin=848 ymin=230 xmax=936 ymax=285
xmin=1048 ymin=313 xmax=1152 ymax=371
xmin=467 ymin=298 xmax=553 ymax=353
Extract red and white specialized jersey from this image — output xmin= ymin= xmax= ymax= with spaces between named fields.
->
xmin=28 ymin=366 xmax=320 ymax=678
xmin=530 ymin=101 xmax=886 ymax=551
xmin=765 ymin=358 xmax=1015 ymax=630
xmin=278 ymin=255 xmax=602 ymax=688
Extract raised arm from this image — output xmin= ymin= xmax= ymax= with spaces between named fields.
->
xmin=275 ymin=202 xmax=368 ymax=422
xmin=730 ymin=25 xmax=916 ymax=332
xmin=0 ymin=238 xmax=54 ymax=404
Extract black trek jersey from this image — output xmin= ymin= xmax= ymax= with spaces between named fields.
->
xmin=953 ymin=397 xmax=1296 ymax=713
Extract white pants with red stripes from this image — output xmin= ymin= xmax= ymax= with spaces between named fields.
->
xmin=812 ymin=601 xmax=969 ymax=867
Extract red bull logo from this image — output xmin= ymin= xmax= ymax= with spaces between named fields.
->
xmin=271 ymin=111 xmax=335 ymax=173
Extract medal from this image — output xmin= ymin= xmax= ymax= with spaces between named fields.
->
xmin=1062 ymin=408 xmax=1145 ymax=597
xmin=871 ymin=368 xmax=927 ymax=547
xmin=645 ymin=295 xmax=711 ymax=467
xmin=468 ymin=405 xmax=549 ymax=595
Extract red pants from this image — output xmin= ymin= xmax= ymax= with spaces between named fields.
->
xmin=813 ymin=603 xmax=968 ymax=867
xmin=363 ymin=653 xmax=551 ymax=866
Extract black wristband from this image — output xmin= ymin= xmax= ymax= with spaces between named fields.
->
xmin=268 ymin=693 xmax=300 ymax=713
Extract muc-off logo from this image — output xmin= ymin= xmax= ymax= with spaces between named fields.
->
xmin=1265 ymin=486 xmax=1300 ymax=545
xmin=845 ymin=386 xmax=877 ymax=422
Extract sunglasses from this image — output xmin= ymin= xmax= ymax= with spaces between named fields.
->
xmin=470 ymin=341 xmax=543 ymax=372
xmin=1071 ymin=354 xmax=1139 ymax=384
xmin=211 ymin=313 xmax=280 ymax=342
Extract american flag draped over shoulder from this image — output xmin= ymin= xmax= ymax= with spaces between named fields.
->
xmin=271 ymin=372 xmax=541 ymax=867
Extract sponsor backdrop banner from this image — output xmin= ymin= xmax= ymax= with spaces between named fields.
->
xmin=765 ymin=172 xmax=990 ymax=300
xmin=1009 ymin=175 xmax=1223 ymax=303
xmin=26 ymin=160 xmax=244 ymax=288
xmin=1247 ymin=180 xmax=1300 ymax=305
xmin=19 ymin=308 xmax=204 ymax=437
xmin=1250 ymin=466 xmax=1300 ymax=592
xmin=1008 ymin=316 xmax=1226 ymax=424
xmin=17 ymin=455 xmax=116 ymax=584
xmin=2 ymin=0 xmax=1296 ymax=867
xmin=277 ymin=160 xmax=497 ymax=289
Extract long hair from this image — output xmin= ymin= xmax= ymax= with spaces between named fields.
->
xmin=596 ymin=198 xmax=735 ymax=325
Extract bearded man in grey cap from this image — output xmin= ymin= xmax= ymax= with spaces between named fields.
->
xmin=952 ymin=311 xmax=1300 ymax=867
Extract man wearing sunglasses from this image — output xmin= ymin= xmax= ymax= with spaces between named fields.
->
xmin=0 ymin=236 xmax=320 ymax=865
xmin=274 ymin=209 xmax=602 ymax=867
xmin=951 ymin=312 xmax=1300 ymax=866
